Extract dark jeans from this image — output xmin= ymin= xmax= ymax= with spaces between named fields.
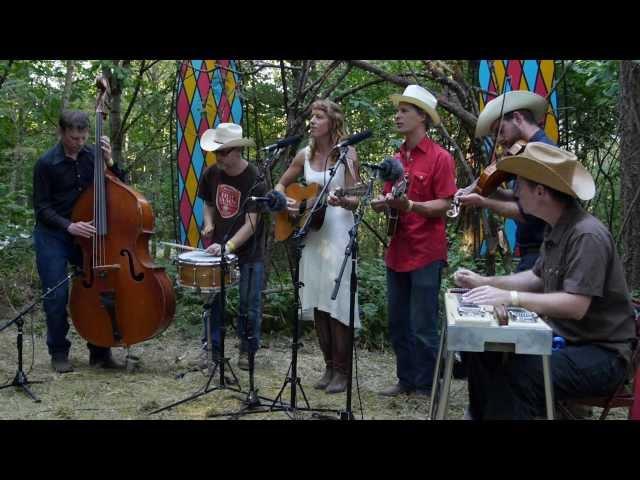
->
xmin=33 ymin=225 xmax=109 ymax=358
xmin=387 ymin=260 xmax=445 ymax=391
xmin=467 ymin=344 xmax=627 ymax=420
xmin=203 ymin=261 xmax=264 ymax=354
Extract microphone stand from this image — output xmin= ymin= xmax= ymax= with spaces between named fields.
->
xmin=0 ymin=268 xmax=80 ymax=402
xmin=263 ymin=146 xmax=354 ymax=420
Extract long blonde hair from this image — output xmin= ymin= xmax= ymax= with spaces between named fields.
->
xmin=308 ymin=99 xmax=348 ymax=164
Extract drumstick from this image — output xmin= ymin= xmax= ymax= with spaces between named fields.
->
xmin=160 ymin=241 xmax=206 ymax=252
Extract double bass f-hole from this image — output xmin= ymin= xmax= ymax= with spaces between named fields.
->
xmin=120 ymin=249 xmax=145 ymax=281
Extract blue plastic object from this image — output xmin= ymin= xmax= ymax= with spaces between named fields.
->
xmin=552 ymin=336 xmax=566 ymax=351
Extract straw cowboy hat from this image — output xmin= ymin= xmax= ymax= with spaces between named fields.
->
xmin=475 ymin=90 xmax=548 ymax=138
xmin=497 ymin=142 xmax=596 ymax=201
xmin=390 ymin=84 xmax=441 ymax=125
xmin=200 ymin=123 xmax=255 ymax=152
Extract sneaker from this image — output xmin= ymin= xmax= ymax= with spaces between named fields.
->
xmin=237 ymin=351 xmax=249 ymax=371
xmin=379 ymin=382 xmax=414 ymax=397
xmin=51 ymin=353 xmax=73 ymax=373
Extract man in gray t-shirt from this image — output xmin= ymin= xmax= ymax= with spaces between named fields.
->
xmin=453 ymin=142 xmax=637 ymax=420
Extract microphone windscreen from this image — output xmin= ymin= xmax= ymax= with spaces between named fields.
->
xmin=378 ymin=157 xmax=404 ymax=182
xmin=267 ymin=190 xmax=287 ymax=212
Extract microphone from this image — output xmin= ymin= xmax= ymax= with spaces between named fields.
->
xmin=333 ymin=130 xmax=373 ymax=150
xmin=262 ymin=134 xmax=303 ymax=151
xmin=249 ymin=190 xmax=287 ymax=212
xmin=362 ymin=157 xmax=404 ymax=182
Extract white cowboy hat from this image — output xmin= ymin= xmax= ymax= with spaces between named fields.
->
xmin=200 ymin=123 xmax=255 ymax=152
xmin=475 ymin=90 xmax=548 ymax=138
xmin=390 ymin=84 xmax=441 ymax=126
xmin=497 ymin=142 xmax=595 ymax=201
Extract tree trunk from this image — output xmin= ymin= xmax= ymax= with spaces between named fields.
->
xmin=102 ymin=62 xmax=130 ymax=173
xmin=619 ymin=61 xmax=640 ymax=292
xmin=61 ymin=60 xmax=75 ymax=111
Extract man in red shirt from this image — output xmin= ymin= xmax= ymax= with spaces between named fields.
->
xmin=372 ymin=85 xmax=458 ymax=396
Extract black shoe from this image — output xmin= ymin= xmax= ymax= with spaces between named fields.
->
xmin=90 ymin=351 xmax=125 ymax=369
xmin=51 ymin=353 xmax=73 ymax=373
xmin=413 ymin=388 xmax=432 ymax=397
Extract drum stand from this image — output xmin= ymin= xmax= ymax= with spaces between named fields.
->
xmin=0 ymin=269 xmax=79 ymax=403
xmin=150 ymin=252 xmax=243 ymax=415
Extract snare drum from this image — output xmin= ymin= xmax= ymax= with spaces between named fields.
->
xmin=176 ymin=251 xmax=240 ymax=292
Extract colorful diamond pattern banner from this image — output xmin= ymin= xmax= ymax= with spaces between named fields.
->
xmin=478 ymin=60 xmax=559 ymax=143
xmin=477 ymin=60 xmax=559 ymax=256
xmin=176 ymin=60 xmax=243 ymax=247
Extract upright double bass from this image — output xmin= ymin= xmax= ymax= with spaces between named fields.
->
xmin=69 ymin=76 xmax=175 ymax=347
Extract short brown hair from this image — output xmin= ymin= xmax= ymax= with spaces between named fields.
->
xmin=59 ymin=110 xmax=90 ymax=131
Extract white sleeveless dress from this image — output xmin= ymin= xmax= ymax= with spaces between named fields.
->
xmin=299 ymin=147 xmax=360 ymax=328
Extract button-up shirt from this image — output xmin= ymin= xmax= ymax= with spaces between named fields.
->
xmin=383 ymin=136 xmax=457 ymax=272
xmin=33 ymin=142 xmax=123 ymax=232
xmin=532 ymin=202 xmax=637 ymax=364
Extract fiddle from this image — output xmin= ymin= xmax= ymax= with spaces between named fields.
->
xmin=447 ymin=140 xmax=526 ymax=218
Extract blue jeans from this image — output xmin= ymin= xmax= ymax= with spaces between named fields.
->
xmin=467 ymin=344 xmax=627 ymax=420
xmin=202 ymin=261 xmax=264 ymax=354
xmin=387 ymin=260 xmax=445 ymax=391
xmin=34 ymin=225 xmax=108 ymax=357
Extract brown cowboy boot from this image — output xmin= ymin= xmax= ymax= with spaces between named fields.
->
xmin=313 ymin=310 xmax=334 ymax=389
xmin=325 ymin=318 xmax=350 ymax=394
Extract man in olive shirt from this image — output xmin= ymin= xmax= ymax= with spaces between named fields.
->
xmin=454 ymin=142 xmax=637 ymax=420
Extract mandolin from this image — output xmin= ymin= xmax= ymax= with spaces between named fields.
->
xmin=385 ymin=175 xmax=409 ymax=237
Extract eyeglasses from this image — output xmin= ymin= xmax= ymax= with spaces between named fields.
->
xmin=216 ymin=148 xmax=234 ymax=156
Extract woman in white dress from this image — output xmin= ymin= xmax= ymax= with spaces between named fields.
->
xmin=274 ymin=99 xmax=361 ymax=394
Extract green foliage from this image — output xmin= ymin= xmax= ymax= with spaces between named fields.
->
xmin=356 ymin=257 xmax=388 ymax=350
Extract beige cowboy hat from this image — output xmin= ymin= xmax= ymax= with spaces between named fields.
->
xmin=497 ymin=142 xmax=596 ymax=201
xmin=390 ymin=84 xmax=441 ymax=125
xmin=200 ymin=123 xmax=255 ymax=152
xmin=475 ymin=90 xmax=548 ymax=138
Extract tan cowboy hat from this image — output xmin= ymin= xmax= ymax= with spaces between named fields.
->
xmin=200 ymin=123 xmax=255 ymax=152
xmin=390 ymin=84 xmax=441 ymax=125
xmin=475 ymin=90 xmax=548 ymax=138
xmin=497 ymin=142 xmax=596 ymax=201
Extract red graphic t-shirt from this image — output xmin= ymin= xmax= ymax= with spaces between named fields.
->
xmin=216 ymin=184 xmax=241 ymax=219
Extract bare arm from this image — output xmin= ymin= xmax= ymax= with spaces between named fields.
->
xmin=202 ymin=203 xmax=216 ymax=238
xmin=274 ymin=150 xmax=305 ymax=193
xmin=384 ymin=195 xmax=452 ymax=218
xmin=454 ymin=268 xmax=592 ymax=321
xmin=454 ymin=268 xmax=543 ymax=292
xmin=458 ymin=194 xmax=525 ymax=222
xmin=226 ymin=211 xmax=260 ymax=250
xmin=328 ymin=146 xmax=360 ymax=211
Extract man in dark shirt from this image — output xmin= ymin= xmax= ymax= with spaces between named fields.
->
xmin=457 ymin=91 xmax=554 ymax=272
xmin=454 ymin=142 xmax=637 ymax=419
xmin=196 ymin=123 xmax=266 ymax=371
xmin=32 ymin=110 xmax=125 ymax=373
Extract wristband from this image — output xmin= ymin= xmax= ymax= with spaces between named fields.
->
xmin=510 ymin=290 xmax=520 ymax=307
xmin=225 ymin=240 xmax=236 ymax=253
xmin=407 ymin=200 xmax=414 ymax=212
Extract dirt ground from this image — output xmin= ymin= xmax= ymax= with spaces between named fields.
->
xmin=0 ymin=315 xmax=626 ymax=420
xmin=0 ymin=314 xmax=471 ymax=420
